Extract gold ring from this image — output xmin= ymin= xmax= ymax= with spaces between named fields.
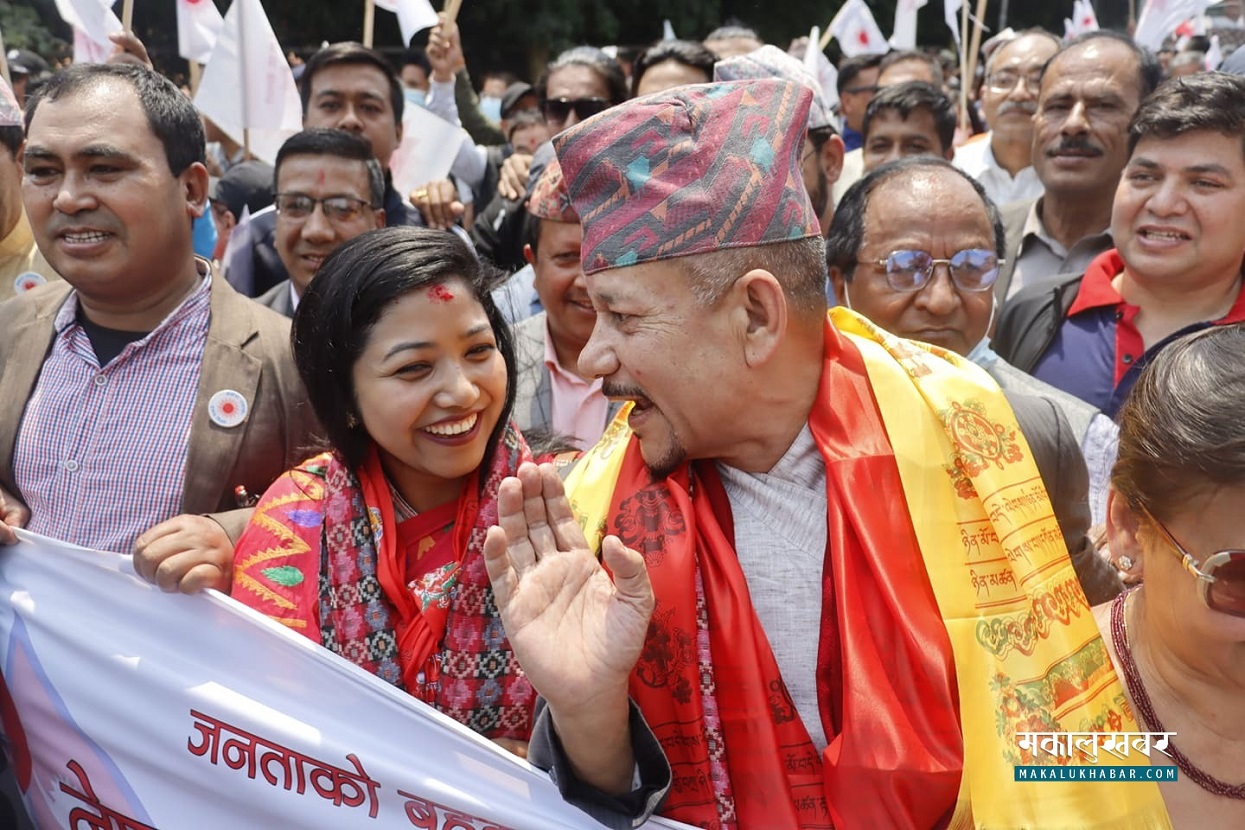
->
xmin=413 ymin=187 xmax=428 ymax=200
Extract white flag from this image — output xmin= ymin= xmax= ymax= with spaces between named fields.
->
xmin=827 ymin=0 xmax=889 ymax=57
xmin=1071 ymin=0 xmax=1100 ymax=34
xmin=1206 ymin=33 xmax=1223 ymax=69
xmin=374 ymin=0 xmax=439 ymax=47
xmin=892 ymin=0 xmax=929 ymax=50
xmin=177 ymin=0 xmax=225 ymax=64
xmin=72 ymin=24 xmax=116 ymax=65
xmin=803 ymin=26 xmax=840 ymax=110
xmin=55 ymin=0 xmax=120 ymax=63
xmin=193 ymin=0 xmax=302 ymax=165
xmin=946 ymin=0 xmax=964 ymax=46
xmin=663 ymin=19 xmax=677 ymax=41
xmin=1134 ymin=0 xmax=1211 ymax=50
xmin=389 ymin=104 xmax=466 ymax=199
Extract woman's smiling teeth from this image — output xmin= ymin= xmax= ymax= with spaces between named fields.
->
xmin=423 ymin=413 xmax=478 ymax=436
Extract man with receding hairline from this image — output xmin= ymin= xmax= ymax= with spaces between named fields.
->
xmin=479 ymin=78 xmax=1164 ymax=830
xmin=954 ymin=30 xmax=1059 ymax=207
xmin=0 ymin=64 xmax=313 ymax=583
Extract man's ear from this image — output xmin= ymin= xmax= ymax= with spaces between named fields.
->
xmin=733 ymin=269 xmax=787 ymax=367
xmin=372 ymin=207 xmax=386 ymax=230
xmin=182 ymin=161 xmax=210 ymax=219
xmin=522 ymin=243 xmax=536 ymax=266
xmin=820 ymin=133 xmax=846 ymax=187
xmin=942 ymin=143 xmax=955 ymax=162
xmin=1106 ymin=488 xmax=1145 ymax=579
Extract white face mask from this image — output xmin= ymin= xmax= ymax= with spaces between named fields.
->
xmin=965 ymin=296 xmax=998 ymax=365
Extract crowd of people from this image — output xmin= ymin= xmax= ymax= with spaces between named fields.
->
xmin=0 ymin=9 xmax=1243 ymax=829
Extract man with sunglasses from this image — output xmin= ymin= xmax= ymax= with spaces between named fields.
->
xmin=994 ymin=71 xmax=1245 ymax=421
xmin=953 ymin=29 xmax=1059 ymax=208
xmin=258 ymin=130 xmax=385 ymax=318
xmin=828 ymin=157 xmax=1123 ymax=570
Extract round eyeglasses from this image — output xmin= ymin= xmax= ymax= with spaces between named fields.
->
xmin=858 ymin=249 xmax=1003 ymax=293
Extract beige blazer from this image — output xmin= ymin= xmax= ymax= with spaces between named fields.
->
xmin=0 ymin=270 xmax=319 ymax=539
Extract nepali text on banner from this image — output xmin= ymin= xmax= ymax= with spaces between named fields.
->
xmin=0 ymin=530 xmax=694 ymax=830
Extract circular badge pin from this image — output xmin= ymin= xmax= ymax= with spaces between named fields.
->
xmin=14 ymin=272 xmax=45 ymax=294
xmin=208 ymin=390 xmax=249 ymax=428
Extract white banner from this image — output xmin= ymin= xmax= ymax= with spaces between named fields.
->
xmin=0 ymin=531 xmax=693 ymax=829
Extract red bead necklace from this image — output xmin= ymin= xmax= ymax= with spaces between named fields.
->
xmin=1110 ymin=590 xmax=1245 ymax=800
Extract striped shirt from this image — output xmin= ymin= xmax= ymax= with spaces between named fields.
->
xmin=14 ymin=271 xmax=212 ymax=552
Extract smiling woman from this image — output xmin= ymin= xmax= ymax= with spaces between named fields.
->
xmin=228 ymin=226 xmax=536 ymax=754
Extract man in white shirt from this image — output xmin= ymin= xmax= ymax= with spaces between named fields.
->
xmin=953 ymin=29 xmax=1059 ymax=208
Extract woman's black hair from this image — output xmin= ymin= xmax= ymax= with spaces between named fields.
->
xmin=292 ymin=226 xmax=516 ymax=477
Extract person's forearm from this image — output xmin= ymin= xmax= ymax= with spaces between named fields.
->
xmin=549 ymin=692 xmax=636 ymax=796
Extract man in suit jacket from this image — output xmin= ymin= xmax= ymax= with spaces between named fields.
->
xmin=510 ymin=160 xmax=618 ymax=450
xmin=255 ymin=129 xmax=386 ymax=318
xmin=0 ymin=64 xmax=316 ymax=577
xmin=828 ymin=156 xmax=1120 ymax=600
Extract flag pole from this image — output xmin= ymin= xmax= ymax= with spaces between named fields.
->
xmin=122 ymin=0 xmax=135 ymax=34
xmin=239 ymin=0 xmax=251 ymax=160
xmin=1128 ymin=0 xmax=1137 ymax=28
xmin=445 ymin=0 xmax=465 ymax=25
xmin=189 ymin=62 xmax=202 ymax=96
xmin=959 ymin=0 xmax=971 ymax=134
xmin=819 ymin=24 xmax=834 ymax=51
xmin=363 ymin=0 xmax=375 ymax=48
xmin=966 ymin=0 xmax=989 ymax=111
xmin=0 ymin=29 xmax=10 ymax=87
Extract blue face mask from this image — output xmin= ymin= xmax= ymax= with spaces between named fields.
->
xmin=403 ymin=88 xmax=426 ymax=109
xmin=479 ymin=95 xmax=502 ymax=122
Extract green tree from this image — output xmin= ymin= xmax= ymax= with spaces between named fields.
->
xmin=0 ymin=0 xmax=67 ymax=57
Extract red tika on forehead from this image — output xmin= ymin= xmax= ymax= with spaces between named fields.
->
xmin=553 ymin=78 xmax=821 ymax=275
xmin=427 ymin=284 xmax=454 ymax=303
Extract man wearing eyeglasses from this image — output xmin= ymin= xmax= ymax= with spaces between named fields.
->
xmin=256 ymin=130 xmax=386 ymax=318
xmin=992 ymin=32 xmax=1161 ymax=301
xmin=953 ymin=29 xmax=1059 ymax=209
xmin=994 ymin=71 xmax=1245 ymax=421
xmin=828 ymin=156 xmax=1123 ymax=537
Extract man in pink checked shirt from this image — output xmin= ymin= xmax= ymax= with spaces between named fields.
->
xmin=0 ymin=64 xmax=315 ymax=587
